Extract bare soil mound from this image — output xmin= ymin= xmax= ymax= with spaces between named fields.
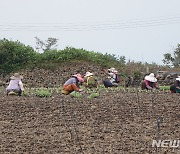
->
xmin=1 ymin=61 xmax=105 ymax=88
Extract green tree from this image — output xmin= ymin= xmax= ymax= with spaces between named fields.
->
xmin=0 ymin=39 xmax=37 ymax=74
xmin=163 ymin=53 xmax=173 ymax=65
xmin=119 ymin=56 xmax=126 ymax=64
xmin=163 ymin=44 xmax=180 ymax=67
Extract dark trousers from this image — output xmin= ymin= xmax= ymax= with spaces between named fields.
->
xmin=103 ymin=80 xmax=114 ymax=88
xmin=170 ymin=85 xmax=180 ymax=93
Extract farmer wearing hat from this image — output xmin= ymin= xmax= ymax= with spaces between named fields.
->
xmin=170 ymin=76 xmax=180 ymax=93
xmin=103 ymin=67 xmax=119 ymax=88
xmin=83 ymin=71 xmax=97 ymax=88
xmin=62 ymin=73 xmax=84 ymax=94
xmin=6 ymin=73 xmax=24 ymax=96
xmin=141 ymin=73 xmax=158 ymax=90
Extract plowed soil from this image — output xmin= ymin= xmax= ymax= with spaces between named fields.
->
xmin=1 ymin=61 xmax=104 ymax=88
xmin=0 ymin=89 xmax=179 ymax=154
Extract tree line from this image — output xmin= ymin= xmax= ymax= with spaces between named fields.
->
xmin=0 ymin=38 xmax=179 ymax=75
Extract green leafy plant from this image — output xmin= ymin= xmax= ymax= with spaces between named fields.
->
xmin=70 ymin=91 xmax=82 ymax=98
xmin=35 ymin=89 xmax=52 ymax=97
xmin=159 ymin=86 xmax=170 ymax=91
xmin=87 ymin=92 xmax=99 ymax=99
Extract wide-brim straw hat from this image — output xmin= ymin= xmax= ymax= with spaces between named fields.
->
xmin=72 ymin=74 xmax=84 ymax=82
xmin=176 ymin=76 xmax=180 ymax=81
xmin=10 ymin=73 xmax=23 ymax=80
xmin=84 ymin=72 xmax=94 ymax=77
xmin=108 ymin=67 xmax=118 ymax=74
xmin=145 ymin=73 xmax=157 ymax=82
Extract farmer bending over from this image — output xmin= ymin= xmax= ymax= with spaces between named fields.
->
xmin=141 ymin=73 xmax=158 ymax=90
xmin=62 ymin=73 xmax=84 ymax=94
xmin=103 ymin=67 xmax=119 ymax=88
xmin=6 ymin=73 xmax=24 ymax=96
xmin=170 ymin=76 xmax=180 ymax=93
xmin=83 ymin=71 xmax=98 ymax=88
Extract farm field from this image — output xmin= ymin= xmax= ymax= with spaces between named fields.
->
xmin=0 ymin=88 xmax=179 ymax=154
xmin=1 ymin=14 xmax=180 ymax=154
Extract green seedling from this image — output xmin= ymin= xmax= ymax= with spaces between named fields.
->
xmin=70 ymin=91 xmax=82 ymax=98
xmin=87 ymin=92 xmax=99 ymax=99
xmin=159 ymin=86 xmax=170 ymax=91
xmin=35 ymin=89 xmax=52 ymax=97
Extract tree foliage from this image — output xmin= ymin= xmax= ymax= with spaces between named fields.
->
xmin=2 ymin=38 xmax=168 ymax=77
xmin=0 ymin=39 xmax=38 ymax=74
xmin=0 ymin=39 xmax=126 ymax=74
xmin=163 ymin=44 xmax=180 ymax=67
xmin=39 ymin=47 xmax=125 ymax=68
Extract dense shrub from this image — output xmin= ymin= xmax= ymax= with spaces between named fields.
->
xmin=39 ymin=47 xmax=125 ymax=69
xmin=0 ymin=39 xmax=38 ymax=74
xmin=0 ymin=39 xmax=126 ymax=75
xmin=1 ymin=39 xmax=167 ymax=77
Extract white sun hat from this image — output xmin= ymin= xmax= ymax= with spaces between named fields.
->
xmin=108 ymin=67 xmax=118 ymax=74
xmin=84 ymin=72 xmax=93 ymax=77
xmin=10 ymin=73 xmax=23 ymax=80
xmin=145 ymin=73 xmax=157 ymax=82
xmin=176 ymin=76 xmax=180 ymax=81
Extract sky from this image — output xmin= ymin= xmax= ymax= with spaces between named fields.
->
xmin=0 ymin=0 xmax=180 ymax=64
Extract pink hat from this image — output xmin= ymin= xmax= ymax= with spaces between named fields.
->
xmin=72 ymin=74 xmax=84 ymax=82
